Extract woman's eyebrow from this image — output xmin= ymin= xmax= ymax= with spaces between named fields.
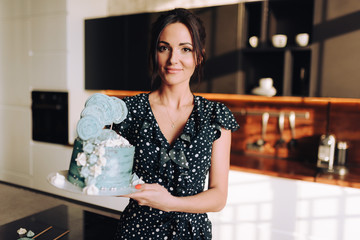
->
xmin=158 ymin=41 xmax=193 ymax=46
xmin=179 ymin=42 xmax=193 ymax=46
xmin=159 ymin=41 xmax=170 ymax=45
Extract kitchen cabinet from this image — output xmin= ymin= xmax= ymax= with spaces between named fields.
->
xmin=240 ymin=0 xmax=314 ymax=96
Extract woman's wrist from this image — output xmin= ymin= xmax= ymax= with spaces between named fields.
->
xmin=165 ymin=195 xmax=181 ymax=212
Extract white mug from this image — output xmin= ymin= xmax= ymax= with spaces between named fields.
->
xmin=249 ymin=36 xmax=259 ymax=48
xmin=259 ymin=78 xmax=273 ymax=89
xmin=296 ymin=33 xmax=309 ymax=47
xmin=272 ymin=34 xmax=287 ymax=48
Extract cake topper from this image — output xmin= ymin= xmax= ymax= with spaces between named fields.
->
xmin=77 ymin=93 xmax=128 ymax=140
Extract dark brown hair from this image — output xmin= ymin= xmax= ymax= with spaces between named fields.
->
xmin=149 ymin=8 xmax=206 ymax=90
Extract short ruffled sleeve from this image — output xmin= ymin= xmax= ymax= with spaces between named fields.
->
xmin=193 ymin=96 xmax=239 ymax=142
xmin=211 ymin=102 xmax=239 ymax=140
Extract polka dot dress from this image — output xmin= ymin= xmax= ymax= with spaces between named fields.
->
xmin=113 ymin=93 xmax=239 ymax=240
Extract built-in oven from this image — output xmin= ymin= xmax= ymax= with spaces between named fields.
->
xmin=31 ymin=91 xmax=68 ymax=145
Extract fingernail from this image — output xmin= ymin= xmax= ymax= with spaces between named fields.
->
xmin=135 ymin=184 xmax=142 ymax=190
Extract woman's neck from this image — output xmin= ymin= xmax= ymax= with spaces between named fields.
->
xmin=153 ymin=85 xmax=193 ymax=109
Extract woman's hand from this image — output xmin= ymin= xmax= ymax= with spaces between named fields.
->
xmin=121 ymin=183 xmax=176 ymax=212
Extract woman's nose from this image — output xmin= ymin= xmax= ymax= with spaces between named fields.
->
xmin=168 ymin=50 xmax=179 ymax=64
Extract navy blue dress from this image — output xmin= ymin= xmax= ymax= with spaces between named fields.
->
xmin=113 ymin=93 xmax=239 ymax=239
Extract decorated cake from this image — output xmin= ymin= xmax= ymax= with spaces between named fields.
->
xmin=65 ymin=93 xmax=136 ymax=195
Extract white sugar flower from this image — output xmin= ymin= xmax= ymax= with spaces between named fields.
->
xmin=50 ymin=173 xmax=65 ymax=186
xmin=75 ymin=152 xmax=87 ymax=166
xmin=17 ymin=228 xmax=27 ymax=235
xmin=119 ymin=137 xmax=130 ymax=146
xmin=97 ymin=156 xmax=107 ymax=167
xmin=90 ymin=164 xmax=102 ymax=177
xmin=95 ymin=145 xmax=105 ymax=157
xmin=114 ymin=136 xmax=130 ymax=146
xmin=83 ymin=184 xmax=99 ymax=195
xmin=27 ymin=230 xmax=35 ymax=237
xmin=105 ymin=136 xmax=130 ymax=147
xmin=104 ymin=139 xmax=115 ymax=147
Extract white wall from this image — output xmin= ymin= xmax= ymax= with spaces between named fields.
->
xmin=0 ymin=0 xmax=123 ymax=210
xmin=312 ymin=0 xmax=360 ymax=98
xmin=0 ymin=0 xmax=35 ymax=187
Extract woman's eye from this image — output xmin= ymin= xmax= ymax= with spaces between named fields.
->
xmin=182 ymin=47 xmax=193 ymax=53
xmin=158 ymin=46 xmax=168 ymax=52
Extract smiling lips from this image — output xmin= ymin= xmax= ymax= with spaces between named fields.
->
xmin=166 ymin=67 xmax=182 ymax=74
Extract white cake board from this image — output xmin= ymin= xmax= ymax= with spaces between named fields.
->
xmin=47 ymin=170 xmax=136 ymax=196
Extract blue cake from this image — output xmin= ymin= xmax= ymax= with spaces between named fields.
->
xmin=67 ymin=93 xmax=135 ymax=195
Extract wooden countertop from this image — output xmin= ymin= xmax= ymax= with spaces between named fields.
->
xmin=230 ymin=153 xmax=360 ymax=189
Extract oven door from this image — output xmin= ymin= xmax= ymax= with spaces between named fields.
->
xmin=31 ymin=91 xmax=68 ymax=145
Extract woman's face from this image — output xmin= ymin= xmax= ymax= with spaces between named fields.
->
xmin=157 ymin=22 xmax=196 ymax=87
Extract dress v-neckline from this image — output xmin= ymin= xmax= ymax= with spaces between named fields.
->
xmin=146 ymin=93 xmax=195 ymax=147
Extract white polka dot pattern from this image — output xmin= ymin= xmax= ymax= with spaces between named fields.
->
xmin=113 ymin=93 xmax=239 ymax=239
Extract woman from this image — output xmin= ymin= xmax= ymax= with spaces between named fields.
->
xmin=113 ymin=8 xmax=239 ymax=239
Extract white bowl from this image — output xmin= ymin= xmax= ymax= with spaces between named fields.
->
xmin=249 ymin=36 xmax=259 ymax=48
xmin=296 ymin=33 xmax=309 ymax=47
xmin=251 ymin=78 xmax=276 ymax=97
xmin=272 ymin=34 xmax=287 ymax=48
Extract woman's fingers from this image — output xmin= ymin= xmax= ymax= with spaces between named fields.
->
xmin=141 ymin=183 xmax=163 ymax=190
xmin=116 ymin=183 xmax=157 ymax=198
xmin=118 ymin=183 xmax=174 ymax=211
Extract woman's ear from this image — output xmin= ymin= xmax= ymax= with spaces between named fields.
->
xmin=199 ymin=48 xmax=205 ymax=64
xmin=195 ymin=48 xmax=205 ymax=66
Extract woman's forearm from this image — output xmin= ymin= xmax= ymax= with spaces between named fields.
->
xmin=168 ymin=186 xmax=228 ymax=213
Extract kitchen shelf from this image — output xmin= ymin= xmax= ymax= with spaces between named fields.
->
xmin=243 ymin=46 xmax=311 ymax=52
xmin=241 ymin=0 xmax=314 ymax=97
